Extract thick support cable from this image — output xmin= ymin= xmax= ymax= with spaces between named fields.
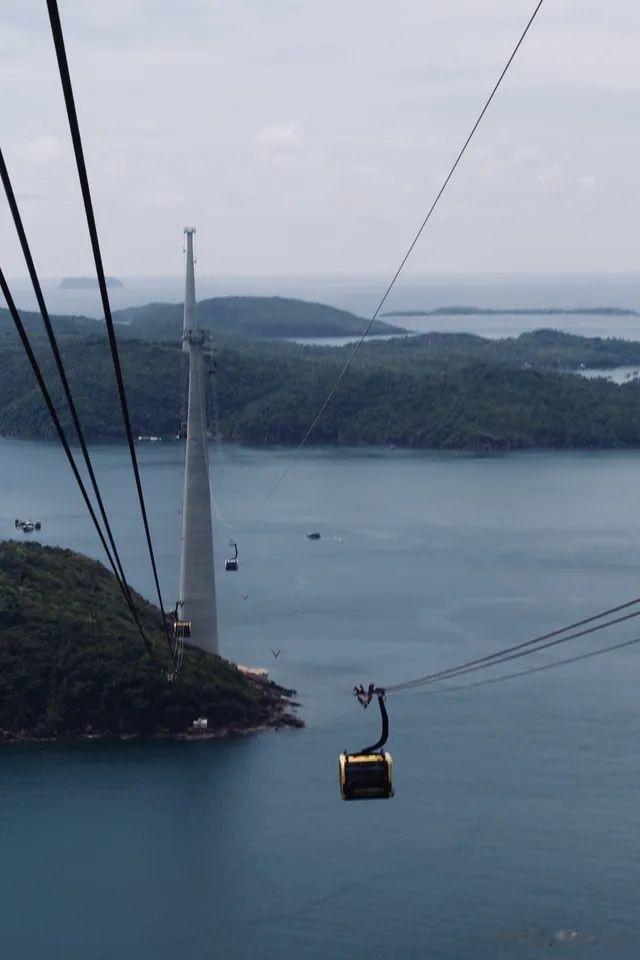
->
xmin=0 ymin=269 xmax=154 ymax=656
xmin=388 ymin=607 xmax=640 ymax=695
xmin=266 ymin=0 xmax=546 ymax=499
xmin=419 ymin=633 xmax=640 ymax=698
xmin=46 ymin=0 xmax=174 ymax=663
xmin=387 ymin=597 xmax=640 ymax=694
xmin=0 ymin=147 xmax=137 ymax=617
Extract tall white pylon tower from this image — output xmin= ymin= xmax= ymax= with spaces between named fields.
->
xmin=178 ymin=227 xmax=219 ymax=654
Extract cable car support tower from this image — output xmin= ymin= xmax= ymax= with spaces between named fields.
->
xmin=178 ymin=227 xmax=219 ymax=654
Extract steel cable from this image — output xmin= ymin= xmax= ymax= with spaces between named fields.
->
xmin=0 ymin=147 xmax=144 ymax=627
xmin=266 ymin=0 xmax=546 ymax=500
xmin=387 ymin=606 xmax=640 ymax=694
xmin=46 ymin=0 xmax=175 ymax=667
xmin=387 ymin=595 xmax=640 ymax=693
xmin=0 ymin=269 xmax=155 ymax=656
xmin=416 ymin=632 xmax=640 ymax=698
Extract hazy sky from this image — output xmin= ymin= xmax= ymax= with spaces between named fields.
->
xmin=2 ymin=0 xmax=639 ymax=280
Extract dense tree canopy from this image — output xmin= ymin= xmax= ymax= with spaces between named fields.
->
xmin=2 ymin=327 xmax=640 ymax=450
xmin=0 ymin=542 xmax=285 ymax=739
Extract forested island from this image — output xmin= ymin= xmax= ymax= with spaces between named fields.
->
xmin=112 ymin=295 xmax=400 ymax=339
xmin=383 ymin=306 xmax=638 ymax=317
xmin=0 ymin=296 xmax=398 ymax=341
xmin=0 ymin=541 xmax=299 ymax=742
xmin=3 ymin=327 xmax=640 ymax=450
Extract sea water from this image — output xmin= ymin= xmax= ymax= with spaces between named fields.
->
xmin=1 ymin=441 xmax=639 ymax=959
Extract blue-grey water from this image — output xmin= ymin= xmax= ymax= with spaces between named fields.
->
xmin=2 ymin=440 xmax=640 ymax=959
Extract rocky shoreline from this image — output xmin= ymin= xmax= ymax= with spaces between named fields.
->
xmin=0 ymin=683 xmax=303 ymax=745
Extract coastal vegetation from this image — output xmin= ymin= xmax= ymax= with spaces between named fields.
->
xmin=0 ymin=541 xmax=294 ymax=741
xmin=354 ymin=328 xmax=640 ymax=371
xmin=2 ymin=328 xmax=640 ymax=450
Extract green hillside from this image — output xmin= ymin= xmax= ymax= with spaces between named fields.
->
xmin=2 ymin=330 xmax=640 ymax=450
xmin=112 ymin=295 xmax=397 ymax=339
xmin=0 ymin=541 xmax=294 ymax=741
xmin=353 ymin=328 xmax=640 ymax=370
xmin=0 ymin=295 xmax=398 ymax=341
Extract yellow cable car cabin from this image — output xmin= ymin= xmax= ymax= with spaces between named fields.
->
xmin=339 ymin=751 xmax=393 ymax=800
xmin=339 ymin=687 xmax=394 ymax=800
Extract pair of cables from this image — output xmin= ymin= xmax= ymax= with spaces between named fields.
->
xmin=385 ymin=596 xmax=640 ymax=696
xmin=0 ymin=1 xmax=175 ymax=668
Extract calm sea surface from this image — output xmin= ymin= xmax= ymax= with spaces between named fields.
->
xmin=1 ymin=440 xmax=640 ymax=959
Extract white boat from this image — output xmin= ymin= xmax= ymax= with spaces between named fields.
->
xmin=15 ymin=518 xmax=41 ymax=533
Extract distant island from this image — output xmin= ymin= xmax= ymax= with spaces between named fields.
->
xmin=382 ymin=306 xmax=639 ymax=317
xmin=113 ymin=295 xmax=400 ymax=339
xmin=59 ymin=276 xmax=124 ymax=289
xmin=3 ymin=325 xmax=640 ymax=450
xmin=1 ymin=295 xmax=400 ymax=340
xmin=0 ymin=541 xmax=300 ymax=742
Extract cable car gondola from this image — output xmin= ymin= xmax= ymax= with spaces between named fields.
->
xmin=173 ymin=619 xmax=191 ymax=639
xmin=225 ymin=540 xmax=239 ymax=572
xmin=171 ymin=600 xmax=191 ymax=639
xmin=339 ymin=688 xmax=394 ymax=800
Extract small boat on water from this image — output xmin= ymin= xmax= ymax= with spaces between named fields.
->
xmin=307 ymin=531 xmax=321 ymax=540
xmin=15 ymin=518 xmax=41 ymax=534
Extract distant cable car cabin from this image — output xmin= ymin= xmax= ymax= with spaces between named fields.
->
xmin=171 ymin=601 xmax=191 ymax=640
xmin=173 ymin=619 xmax=191 ymax=640
xmin=225 ymin=540 xmax=239 ymax=572
xmin=339 ymin=687 xmax=394 ymax=801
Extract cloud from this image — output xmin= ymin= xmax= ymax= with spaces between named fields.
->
xmin=536 ymin=164 xmax=564 ymax=187
xmin=100 ymin=155 xmax=128 ymax=178
xmin=2 ymin=0 xmax=640 ymax=275
xmin=255 ymin=122 xmax=304 ymax=153
xmin=145 ymin=190 xmax=184 ymax=207
xmin=15 ymin=191 xmax=43 ymax=202
xmin=16 ymin=136 xmax=64 ymax=165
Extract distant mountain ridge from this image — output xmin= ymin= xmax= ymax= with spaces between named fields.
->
xmin=0 ymin=295 xmax=398 ymax=340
